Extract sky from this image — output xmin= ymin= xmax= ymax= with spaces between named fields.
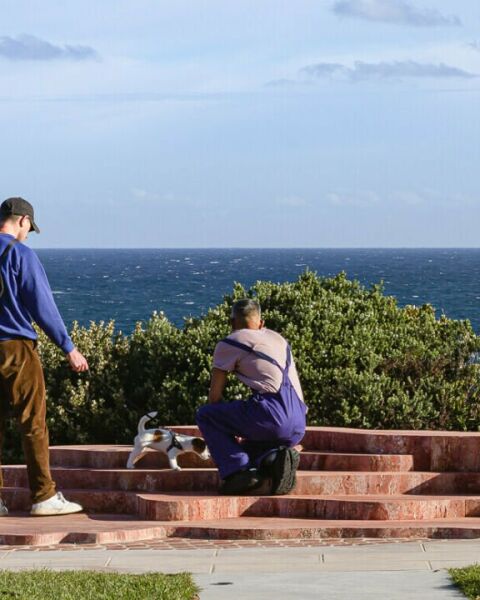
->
xmin=0 ymin=0 xmax=479 ymax=248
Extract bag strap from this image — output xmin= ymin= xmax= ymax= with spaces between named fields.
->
xmin=0 ymin=239 xmax=18 ymax=299
xmin=0 ymin=238 xmax=17 ymax=261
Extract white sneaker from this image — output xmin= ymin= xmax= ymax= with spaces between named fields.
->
xmin=0 ymin=499 xmax=8 ymax=516
xmin=31 ymin=492 xmax=83 ymax=517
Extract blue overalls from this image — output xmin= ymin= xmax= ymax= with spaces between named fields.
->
xmin=196 ymin=339 xmax=307 ymax=479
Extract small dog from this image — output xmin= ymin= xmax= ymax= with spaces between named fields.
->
xmin=126 ymin=411 xmax=210 ymax=470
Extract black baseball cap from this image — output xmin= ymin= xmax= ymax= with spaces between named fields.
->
xmin=0 ymin=197 xmax=40 ymax=233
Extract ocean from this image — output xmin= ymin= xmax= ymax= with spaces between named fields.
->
xmin=37 ymin=248 xmax=480 ymax=334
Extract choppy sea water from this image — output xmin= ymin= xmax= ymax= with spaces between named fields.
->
xmin=36 ymin=248 xmax=480 ymax=334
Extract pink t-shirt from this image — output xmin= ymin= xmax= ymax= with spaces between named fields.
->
xmin=212 ymin=328 xmax=304 ymax=401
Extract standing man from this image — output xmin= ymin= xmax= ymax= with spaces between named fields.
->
xmin=196 ymin=299 xmax=306 ymax=495
xmin=0 ymin=197 xmax=89 ymax=517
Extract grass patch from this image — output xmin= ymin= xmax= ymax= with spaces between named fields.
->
xmin=450 ymin=564 xmax=480 ymax=599
xmin=0 ymin=570 xmax=199 ymax=600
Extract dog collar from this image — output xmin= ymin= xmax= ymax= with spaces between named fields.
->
xmin=166 ymin=431 xmax=183 ymax=453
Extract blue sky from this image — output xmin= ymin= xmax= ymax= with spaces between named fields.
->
xmin=1 ymin=0 xmax=479 ymax=248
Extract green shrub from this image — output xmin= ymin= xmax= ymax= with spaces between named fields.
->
xmin=3 ymin=271 xmax=480 ymax=461
xmin=450 ymin=564 xmax=480 ymax=599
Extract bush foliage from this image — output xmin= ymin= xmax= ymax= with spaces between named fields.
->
xmin=3 ymin=271 xmax=480 ymax=461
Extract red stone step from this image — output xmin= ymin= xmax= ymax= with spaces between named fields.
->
xmin=168 ymin=516 xmax=480 ymax=540
xmin=5 ymin=467 xmax=480 ymax=496
xmin=137 ymin=493 xmax=480 ymax=522
xmin=292 ymin=471 xmax=480 ymax=496
xmin=300 ymin=428 xmax=480 ymax=472
xmin=0 ymin=487 xmax=138 ymax=515
xmin=4 ymin=512 xmax=480 ymax=546
xmin=299 ymin=451 xmax=413 ymax=472
xmin=49 ymin=445 xmax=414 ymax=472
xmin=2 ymin=466 xmax=220 ymax=493
xmin=170 ymin=426 xmax=480 ymax=472
xmin=49 ymin=445 xmax=214 ymax=470
xmin=6 ymin=487 xmax=479 ymax=522
xmin=0 ymin=513 xmax=168 ymax=546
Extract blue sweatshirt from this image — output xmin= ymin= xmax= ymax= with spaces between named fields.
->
xmin=0 ymin=233 xmax=74 ymax=353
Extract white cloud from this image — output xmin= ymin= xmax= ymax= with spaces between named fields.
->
xmin=0 ymin=34 xmax=99 ymax=61
xmin=277 ymin=196 xmax=309 ymax=207
xmin=301 ymin=60 xmax=476 ymax=82
xmin=327 ymin=189 xmax=477 ymax=209
xmin=332 ymin=0 xmax=461 ymax=27
xmin=265 ymin=78 xmax=302 ymax=88
xmin=131 ymin=188 xmax=177 ymax=203
xmin=327 ymin=190 xmax=380 ymax=208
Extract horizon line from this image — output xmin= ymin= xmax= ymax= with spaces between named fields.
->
xmin=31 ymin=246 xmax=480 ymax=251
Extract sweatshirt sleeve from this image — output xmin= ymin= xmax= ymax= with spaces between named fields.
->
xmin=18 ymin=249 xmax=75 ymax=354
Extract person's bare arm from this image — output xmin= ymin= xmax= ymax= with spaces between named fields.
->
xmin=208 ymin=368 xmax=228 ymax=404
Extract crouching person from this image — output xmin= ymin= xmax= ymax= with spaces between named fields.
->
xmin=196 ymin=299 xmax=306 ymax=495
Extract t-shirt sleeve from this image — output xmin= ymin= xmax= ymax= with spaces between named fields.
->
xmin=212 ymin=341 xmax=239 ymax=372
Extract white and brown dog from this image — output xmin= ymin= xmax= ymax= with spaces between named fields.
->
xmin=126 ymin=411 xmax=210 ymax=470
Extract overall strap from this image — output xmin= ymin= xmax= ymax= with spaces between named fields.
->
xmin=220 ymin=338 xmax=285 ymax=373
xmin=285 ymin=345 xmax=292 ymax=369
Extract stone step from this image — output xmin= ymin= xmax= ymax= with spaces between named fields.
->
xmin=168 ymin=516 xmax=480 ymax=540
xmin=298 ymin=428 xmax=480 ymax=472
xmin=0 ymin=513 xmax=168 ymax=546
xmin=6 ymin=488 xmax=480 ymax=522
xmin=2 ymin=466 xmax=218 ymax=493
xmin=299 ymin=451 xmax=413 ymax=472
xmin=0 ymin=488 xmax=138 ymax=515
xmin=49 ymin=445 xmax=213 ymax=470
xmin=170 ymin=426 xmax=480 ymax=472
xmin=4 ymin=513 xmax=480 ymax=545
xmin=137 ymin=493 xmax=480 ymax=522
xmin=48 ymin=445 xmax=414 ymax=472
xmin=6 ymin=467 xmax=480 ymax=495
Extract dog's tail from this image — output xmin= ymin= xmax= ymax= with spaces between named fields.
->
xmin=137 ymin=411 xmax=158 ymax=435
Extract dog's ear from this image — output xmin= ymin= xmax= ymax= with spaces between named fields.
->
xmin=191 ymin=438 xmax=207 ymax=453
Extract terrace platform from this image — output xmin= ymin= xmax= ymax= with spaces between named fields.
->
xmin=2 ymin=426 xmax=480 ymax=546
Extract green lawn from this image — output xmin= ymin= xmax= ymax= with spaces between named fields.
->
xmin=450 ymin=564 xmax=480 ymax=599
xmin=0 ymin=570 xmax=199 ymax=600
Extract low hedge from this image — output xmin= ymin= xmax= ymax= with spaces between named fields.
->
xmin=2 ymin=271 xmax=480 ymax=462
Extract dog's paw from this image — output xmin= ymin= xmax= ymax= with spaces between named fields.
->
xmin=173 ymin=466 xmax=182 ymax=471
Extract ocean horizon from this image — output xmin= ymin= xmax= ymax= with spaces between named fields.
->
xmin=34 ymin=248 xmax=480 ymax=334
xmin=34 ymin=247 xmax=480 ymax=250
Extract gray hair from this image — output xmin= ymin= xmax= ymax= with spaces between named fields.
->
xmin=231 ymin=298 xmax=261 ymax=323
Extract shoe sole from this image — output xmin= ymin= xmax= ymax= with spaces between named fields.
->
xmin=270 ymin=448 xmax=300 ymax=495
xmin=219 ymin=471 xmax=261 ymax=495
xmin=30 ymin=506 xmax=84 ymax=517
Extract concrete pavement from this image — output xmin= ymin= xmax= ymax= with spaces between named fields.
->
xmin=1 ymin=540 xmax=480 ymax=598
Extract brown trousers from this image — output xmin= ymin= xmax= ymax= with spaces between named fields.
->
xmin=0 ymin=339 xmax=56 ymax=504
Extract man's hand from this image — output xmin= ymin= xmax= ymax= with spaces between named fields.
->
xmin=67 ymin=348 xmax=89 ymax=372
